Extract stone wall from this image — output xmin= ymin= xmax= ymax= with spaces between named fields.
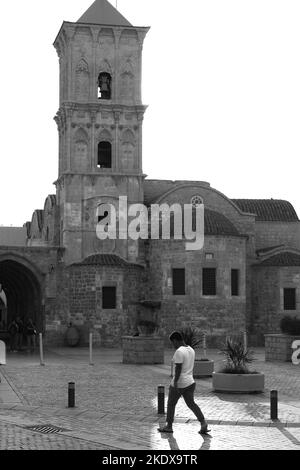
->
xmin=146 ymin=236 xmax=247 ymax=346
xmin=265 ymin=334 xmax=300 ymax=361
xmin=255 ymin=222 xmax=300 ymax=251
xmin=251 ymin=266 xmax=300 ymax=345
xmin=56 ymin=263 xmax=144 ymax=346
xmin=122 ymin=336 xmax=164 ymax=364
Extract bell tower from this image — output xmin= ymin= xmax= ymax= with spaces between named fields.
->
xmin=53 ymin=0 xmax=149 ymax=264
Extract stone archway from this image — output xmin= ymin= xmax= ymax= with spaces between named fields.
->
xmin=0 ymin=256 xmax=44 ymax=334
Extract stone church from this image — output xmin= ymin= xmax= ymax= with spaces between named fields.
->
xmin=0 ymin=0 xmax=300 ymax=347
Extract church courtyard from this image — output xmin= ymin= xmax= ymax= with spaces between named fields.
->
xmin=0 ymin=347 xmax=300 ymax=450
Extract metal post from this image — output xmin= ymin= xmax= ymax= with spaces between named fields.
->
xmin=243 ymin=331 xmax=247 ymax=351
xmin=39 ymin=333 xmax=45 ymax=366
xmin=203 ymin=333 xmax=207 ymax=358
xmin=68 ymin=382 xmax=75 ymax=408
xmin=270 ymin=390 xmax=278 ymax=420
xmin=89 ymin=332 xmax=94 ymax=366
xmin=157 ymin=385 xmax=165 ymax=415
xmin=0 ymin=340 xmax=6 ymax=365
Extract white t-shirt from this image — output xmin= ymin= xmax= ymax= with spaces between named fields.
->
xmin=171 ymin=345 xmax=195 ymax=388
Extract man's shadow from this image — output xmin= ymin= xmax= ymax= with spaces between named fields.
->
xmin=199 ymin=433 xmax=212 ymax=450
xmin=159 ymin=432 xmax=180 ymax=450
xmin=159 ymin=430 xmax=212 ymax=451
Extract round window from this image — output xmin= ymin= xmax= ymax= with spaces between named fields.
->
xmin=191 ymin=195 xmax=203 ymax=207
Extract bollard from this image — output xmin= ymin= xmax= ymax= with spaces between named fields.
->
xmin=0 ymin=340 xmax=6 ymax=365
xmin=243 ymin=331 xmax=247 ymax=351
xmin=157 ymin=385 xmax=165 ymax=415
xmin=89 ymin=332 xmax=94 ymax=366
xmin=270 ymin=390 xmax=278 ymax=420
xmin=39 ymin=333 xmax=45 ymax=366
xmin=203 ymin=333 xmax=207 ymax=358
xmin=68 ymin=382 xmax=75 ymax=408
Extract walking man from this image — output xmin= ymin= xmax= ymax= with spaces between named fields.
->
xmin=158 ymin=331 xmax=210 ymax=434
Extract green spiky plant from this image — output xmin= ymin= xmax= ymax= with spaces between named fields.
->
xmin=180 ymin=326 xmax=202 ymax=349
xmin=220 ymin=338 xmax=255 ymax=374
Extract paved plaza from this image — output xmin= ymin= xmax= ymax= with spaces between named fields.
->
xmin=0 ymin=347 xmax=300 ymax=450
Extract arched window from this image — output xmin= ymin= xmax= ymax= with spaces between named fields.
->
xmin=98 ymin=72 xmax=111 ymax=99
xmin=98 ymin=141 xmax=112 ymax=168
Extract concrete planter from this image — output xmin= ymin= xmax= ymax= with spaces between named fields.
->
xmin=212 ymin=372 xmax=264 ymax=393
xmin=194 ymin=359 xmax=214 ymax=378
xmin=265 ymin=334 xmax=300 ymax=362
xmin=122 ymin=335 xmax=164 ymax=364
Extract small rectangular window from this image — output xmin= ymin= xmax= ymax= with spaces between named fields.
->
xmin=205 ymin=253 xmax=214 ymax=260
xmin=172 ymin=269 xmax=185 ymax=295
xmin=102 ymin=286 xmax=116 ymax=309
xmin=202 ymin=268 xmax=216 ymax=295
xmin=231 ymin=269 xmax=239 ymax=296
xmin=284 ymin=288 xmax=296 ymax=310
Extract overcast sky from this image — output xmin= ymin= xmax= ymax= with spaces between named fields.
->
xmin=1 ymin=0 xmax=300 ymax=226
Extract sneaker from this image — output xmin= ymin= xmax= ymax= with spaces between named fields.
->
xmin=158 ymin=425 xmax=173 ymax=433
xmin=199 ymin=422 xmax=211 ymax=434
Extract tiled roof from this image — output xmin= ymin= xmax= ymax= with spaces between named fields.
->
xmin=232 ymin=199 xmax=299 ymax=222
xmin=48 ymin=195 xmax=57 ymax=206
xmin=24 ymin=222 xmax=31 ymax=238
xmin=149 ymin=208 xmax=241 ymax=237
xmin=257 ymin=252 xmax=300 ymax=266
xmin=33 ymin=210 xmax=44 ymax=231
xmin=143 ymin=179 xmax=210 ymax=206
xmin=256 ymin=244 xmax=285 ymax=255
xmin=204 ymin=209 xmax=240 ymax=237
xmin=73 ymin=254 xmax=141 ymax=267
xmin=77 ymin=0 xmax=132 ymax=26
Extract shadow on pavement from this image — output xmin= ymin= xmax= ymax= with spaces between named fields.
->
xmin=199 ymin=434 xmax=212 ymax=451
xmin=275 ymin=424 xmax=300 ymax=446
xmin=159 ymin=432 xmax=180 ymax=450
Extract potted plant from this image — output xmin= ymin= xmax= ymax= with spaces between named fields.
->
xmin=212 ymin=338 xmax=264 ymax=393
xmin=180 ymin=326 xmax=214 ymax=378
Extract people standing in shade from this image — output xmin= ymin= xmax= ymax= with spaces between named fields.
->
xmin=16 ymin=317 xmax=24 ymax=351
xmin=25 ymin=318 xmax=37 ymax=352
xmin=8 ymin=319 xmax=19 ymax=352
xmin=158 ymin=331 xmax=210 ymax=435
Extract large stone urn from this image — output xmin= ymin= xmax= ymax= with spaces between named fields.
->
xmin=122 ymin=300 xmax=164 ymax=364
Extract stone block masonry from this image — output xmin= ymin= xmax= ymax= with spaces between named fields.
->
xmin=122 ymin=336 xmax=164 ymax=364
xmin=265 ymin=334 xmax=300 ymax=361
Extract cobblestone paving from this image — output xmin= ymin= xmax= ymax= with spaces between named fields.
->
xmin=0 ymin=347 xmax=299 ymax=450
xmin=0 ymin=420 xmax=114 ymax=450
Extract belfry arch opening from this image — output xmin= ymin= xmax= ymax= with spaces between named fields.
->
xmin=0 ymin=258 xmax=43 ymax=334
xmin=97 ymin=141 xmax=112 ymax=168
xmin=98 ymin=72 xmax=111 ymax=99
